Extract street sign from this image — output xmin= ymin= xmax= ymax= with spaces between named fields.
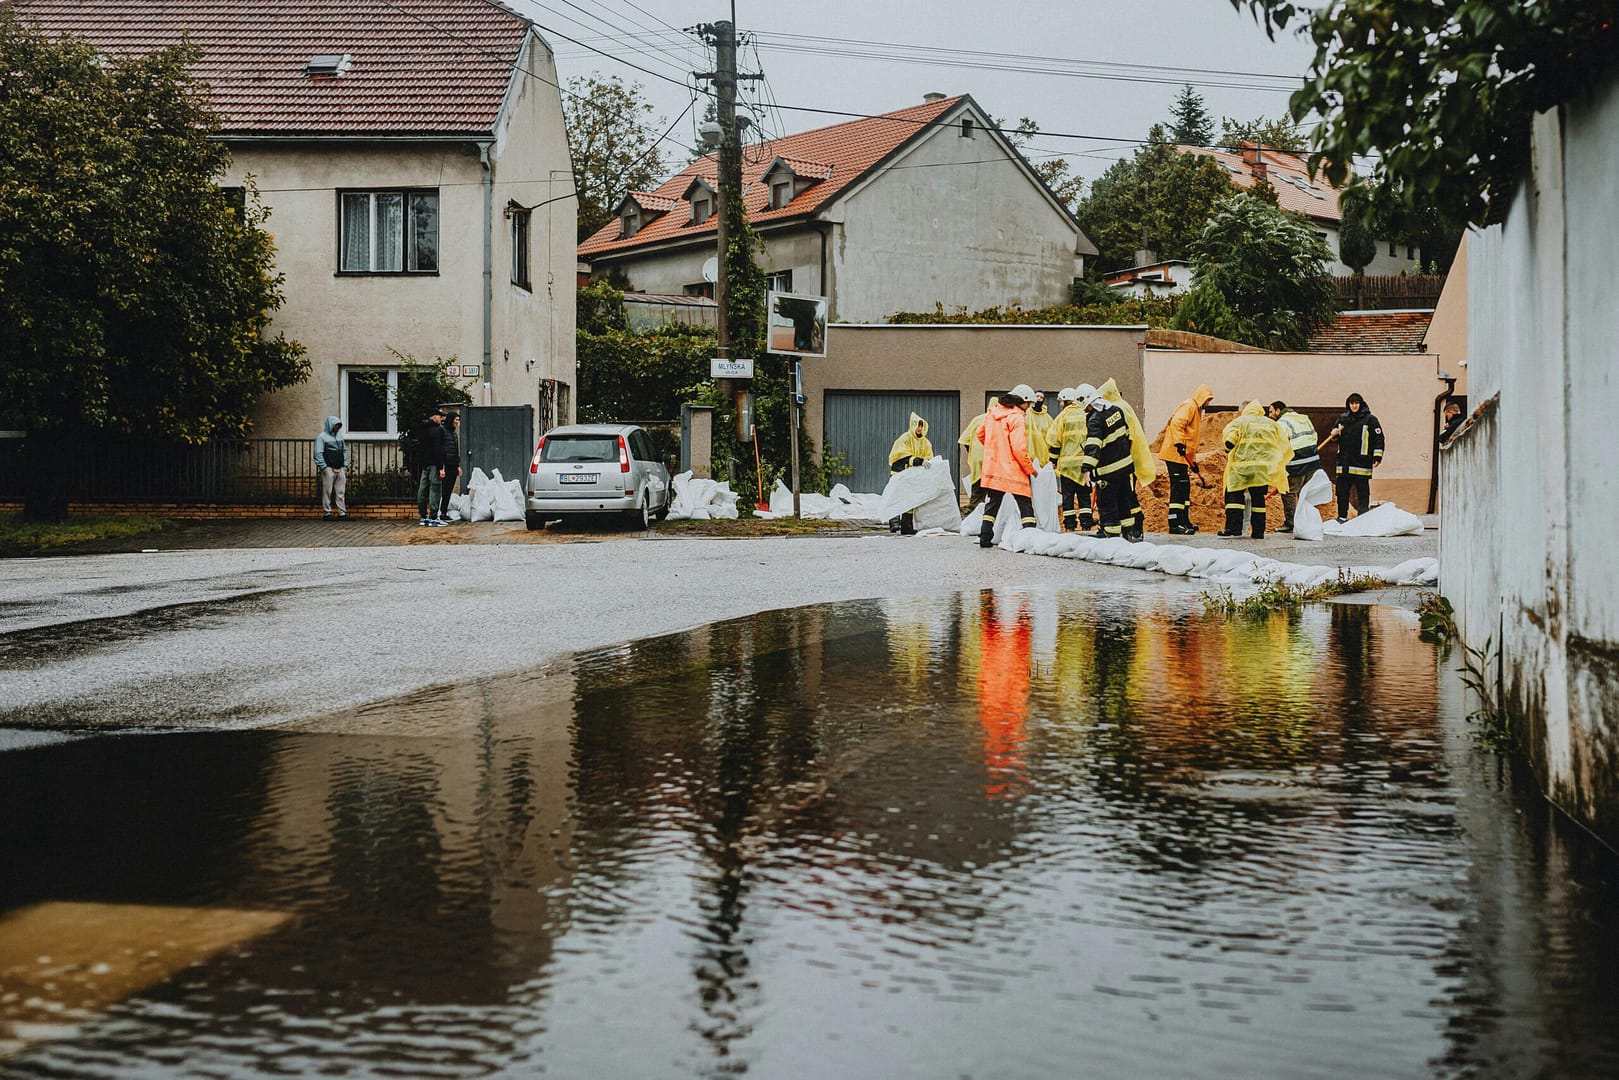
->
xmin=711 ymin=357 xmax=754 ymax=379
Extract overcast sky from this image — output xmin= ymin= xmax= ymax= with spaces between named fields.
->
xmin=513 ymin=0 xmax=1323 ymax=187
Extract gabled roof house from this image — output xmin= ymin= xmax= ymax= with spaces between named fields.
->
xmin=13 ymin=0 xmax=577 ymax=441
xmin=580 ymin=94 xmax=1098 ymax=323
xmin=1172 ymin=141 xmax=1417 ymax=277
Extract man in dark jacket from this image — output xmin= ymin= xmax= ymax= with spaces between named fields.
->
xmin=1323 ymin=392 xmax=1384 ymax=522
xmin=438 ymin=412 xmax=462 ymax=522
xmin=415 ymin=407 xmax=450 ymax=526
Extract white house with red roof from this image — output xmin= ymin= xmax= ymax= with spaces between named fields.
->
xmin=1172 ymin=142 xmax=1417 ymax=277
xmin=579 ymin=94 xmax=1098 ymax=323
xmin=14 ymin=0 xmax=577 ymax=441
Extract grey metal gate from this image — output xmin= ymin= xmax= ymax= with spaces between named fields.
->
xmin=823 ymin=391 xmax=960 ymax=496
xmin=461 ymin=405 xmax=534 ymax=487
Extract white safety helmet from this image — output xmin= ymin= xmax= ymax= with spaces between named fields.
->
xmin=1057 ymin=387 xmax=1079 ymax=403
xmin=1009 ymin=383 xmax=1037 ymax=403
xmin=1075 ymin=382 xmax=1099 ymax=409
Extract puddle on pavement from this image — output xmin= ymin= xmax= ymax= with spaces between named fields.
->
xmin=3 ymin=589 xmax=1618 ymax=1078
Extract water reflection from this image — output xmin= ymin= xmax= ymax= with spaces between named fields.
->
xmin=2 ymin=588 xmax=1618 ymax=1078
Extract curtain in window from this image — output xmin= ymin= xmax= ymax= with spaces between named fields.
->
xmin=341 ymin=193 xmax=372 ymax=271
xmin=408 ymin=192 xmax=438 ymax=272
xmin=375 ymin=193 xmax=404 ymax=272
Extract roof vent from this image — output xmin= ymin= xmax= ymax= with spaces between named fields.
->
xmin=922 ymin=91 xmax=947 ymax=103
xmin=304 ymin=53 xmax=352 ymax=77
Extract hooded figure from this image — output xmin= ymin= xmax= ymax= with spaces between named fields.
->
xmin=889 ymin=412 xmax=934 ymax=471
xmin=1047 ymin=388 xmax=1094 ymax=532
xmin=1327 ymin=392 xmax=1384 ymax=521
xmin=1160 ymin=384 xmax=1213 ymax=534
xmin=976 ymin=388 xmax=1038 ymax=547
xmin=958 ymin=413 xmax=987 ymax=510
xmin=314 ymin=416 xmax=348 ymax=519
xmin=1080 ymin=383 xmax=1142 ymax=541
xmin=1097 ymin=378 xmax=1151 ymax=540
xmin=1218 ymin=402 xmax=1292 ymax=538
xmin=1025 ymin=392 xmax=1054 ymax=464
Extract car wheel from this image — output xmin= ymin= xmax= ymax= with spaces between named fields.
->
xmin=627 ymin=497 xmax=652 ymax=530
xmin=525 ymin=511 xmax=545 ymax=531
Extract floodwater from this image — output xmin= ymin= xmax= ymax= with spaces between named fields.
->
xmin=3 ymin=589 xmax=1619 ymax=1079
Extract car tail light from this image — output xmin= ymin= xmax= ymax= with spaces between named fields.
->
xmin=618 ymin=436 xmax=631 ymax=474
xmin=530 ymin=436 xmax=545 ymax=474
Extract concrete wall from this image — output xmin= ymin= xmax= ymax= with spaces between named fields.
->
xmin=805 ymin=324 xmax=1145 ymax=462
xmin=1143 ymin=348 xmax=1444 ymax=509
xmin=229 ymin=30 xmax=575 ymax=439
xmin=1442 ymin=72 xmax=1619 ymax=849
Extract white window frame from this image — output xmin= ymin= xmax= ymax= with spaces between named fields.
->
xmin=338 ymin=189 xmax=439 ymax=274
xmin=339 ymin=366 xmax=405 ymax=440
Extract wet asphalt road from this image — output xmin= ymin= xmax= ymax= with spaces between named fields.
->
xmin=2 ymin=525 xmax=1437 ymax=733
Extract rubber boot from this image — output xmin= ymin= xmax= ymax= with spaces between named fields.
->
xmin=1217 ymin=506 xmax=1243 ymax=537
xmin=1251 ymin=510 xmax=1266 ymax=540
xmin=979 ymin=514 xmax=996 ymax=548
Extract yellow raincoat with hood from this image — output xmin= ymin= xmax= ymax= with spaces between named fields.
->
xmin=1221 ymin=402 xmax=1293 ymax=491
xmin=889 ymin=412 xmax=934 ymax=469
xmin=1025 ymin=400 xmax=1053 ymax=465
xmin=958 ymin=414 xmax=986 ymax=485
xmin=1048 ymin=401 xmax=1089 ymax=481
xmin=1098 ymin=379 xmax=1156 ymax=486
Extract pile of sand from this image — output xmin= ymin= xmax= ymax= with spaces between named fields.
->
xmin=1132 ymin=409 xmax=1320 ymax=533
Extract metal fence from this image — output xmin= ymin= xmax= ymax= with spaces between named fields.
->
xmin=0 ymin=437 xmax=415 ymax=504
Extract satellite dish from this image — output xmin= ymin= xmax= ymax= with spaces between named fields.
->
xmin=702 ymin=256 xmax=719 ymax=283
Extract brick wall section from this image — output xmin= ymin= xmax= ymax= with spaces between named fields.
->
xmin=0 ymin=502 xmax=417 ymax=520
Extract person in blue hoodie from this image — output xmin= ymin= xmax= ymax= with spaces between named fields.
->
xmin=314 ymin=416 xmax=348 ymax=519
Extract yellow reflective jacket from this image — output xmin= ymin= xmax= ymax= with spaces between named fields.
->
xmin=1098 ymin=378 xmax=1156 ymax=486
xmin=1221 ymin=402 xmax=1293 ymax=491
xmin=1047 ymin=403 xmax=1090 ymax=481
xmin=1025 ymin=403 xmax=1053 ymax=465
xmin=958 ymin=413 xmax=986 ymax=484
xmin=889 ymin=412 xmax=933 ymax=468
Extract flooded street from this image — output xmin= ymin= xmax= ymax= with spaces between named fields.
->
xmin=4 ymin=588 xmax=1618 ymax=1078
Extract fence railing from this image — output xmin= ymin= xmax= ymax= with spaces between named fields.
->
xmin=0 ymin=437 xmax=415 ymax=504
xmin=1333 ymin=274 xmax=1447 ymax=310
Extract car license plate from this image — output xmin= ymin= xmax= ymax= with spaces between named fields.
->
xmin=560 ymin=473 xmax=599 ymax=484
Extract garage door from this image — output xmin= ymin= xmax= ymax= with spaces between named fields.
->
xmin=824 ymin=391 xmax=960 ymax=497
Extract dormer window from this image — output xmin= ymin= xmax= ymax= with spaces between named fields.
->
xmin=621 ymin=205 xmax=641 ymax=239
xmin=770 ymin=180 xmax=792 ymax=210
xmin=682 ymin=177 xmax=716 ymax=226
xmin=304 ymin=53 xmax=352 ymax=77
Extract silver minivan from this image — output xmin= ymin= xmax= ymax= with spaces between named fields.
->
xmin=524 ymin=424 xmax=672 ymax=530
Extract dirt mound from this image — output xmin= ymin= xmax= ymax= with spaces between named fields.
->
xmin=1133 ymin=409 xmax=1310 ymax=533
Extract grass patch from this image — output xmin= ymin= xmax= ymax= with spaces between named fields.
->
xmin=652 ymin=516 xmax=879 ymax=538
xmin=0 ymin=512 xmax=170 ymax=556
xmin=1200 ymin=570 xmax=1388 ymax=617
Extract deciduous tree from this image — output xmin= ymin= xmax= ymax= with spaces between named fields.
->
xmin=1171 ymin=193 xmax=1336 ymax=349
xmin=563 ymin=74 xmax=668 ymax=242
xmin=1073 ymin=125 xmax=1237 ymax=272
xmin=1218 ymin=114 xmax=1306 ymax=153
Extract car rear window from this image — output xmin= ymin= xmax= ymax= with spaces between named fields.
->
xmin=542 ymin=435 xmax=618 ymax=463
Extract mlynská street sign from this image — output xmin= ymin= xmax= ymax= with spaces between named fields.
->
xmin=711 ymin=358 xmax=754 ymax=379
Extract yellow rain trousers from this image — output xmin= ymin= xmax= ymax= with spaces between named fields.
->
xmin=1098 ymin=378 xmax=1156 ymax=486
xmin=1221 ymin=401 xmax=1293 ymax=492
xmin=889 ymin=412 xmax=933 ymax=469
xmin=958 ymin=414 xmax=986 ymax=485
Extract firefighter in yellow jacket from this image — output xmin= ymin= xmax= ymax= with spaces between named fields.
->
xmin=887 ymin=412 xmax=933 ymax=535
xmin=958 ymin=413 xmax=987 ymax=512
xmin=1098 ymin=378 xmax=1154 ymax=537
xmin=1218 ymin=401 xmax=1292 ymax=539
xmin=1047 ymin=386 xmax=1094 ymax=531
xmin=1160 ymin=384 xmax=1213 ymax=534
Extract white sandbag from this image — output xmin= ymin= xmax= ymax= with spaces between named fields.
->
xmin=911 ymin=486 xmax=962 ymax=532
xmin=491 ymin=478 xmax=524 ymax=522
xmin=1323 ymin=501 xmax=1425 ymax=538
xmin=467 ymin=467 xmax=496 ymax=522
xmin=960 ymin=502 xmax=984 ymax=536
xmin=667 ymin=471 xmax=741 ymax=521
xmin=1292 ymin=469 xmax=1333 ymax=542
xmin=1031 ymin=464 xmax=1061 ymax=533
xmin=877 ymin=457 xmax=955 ymax=521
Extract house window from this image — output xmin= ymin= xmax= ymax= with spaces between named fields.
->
xmin=690 ymin=193 xmax=713 ymax=224
xmin=765 ymin=269 xmax=793 ymax=293
xmin=340 ymin=367 xmax=437 ymax=437
xmin=511 ymin=208 xmax=531 ymax=289
xmin=683 ymin=281 xmax=715 ymax=299
xmin=1406 ymin=244 xmax=1416 ymax=260
xmin=1388 ymin=240 xmax=1397 ymax=257
xmin=960 ymin=117 xmax=975 ymax=138
xmin=340 ymin=190 xmax=438 ymax=273
xmin=770 ymin=180 xmax=792 ymax=210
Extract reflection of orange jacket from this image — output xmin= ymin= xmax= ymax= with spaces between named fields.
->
xmin=978 ymin=403 xmax=1034 ymax=497
xmin=977 ymin=595 xmax=1031 ymax=800
xmin=1160 ymin=384 xmax=1213 ymax=466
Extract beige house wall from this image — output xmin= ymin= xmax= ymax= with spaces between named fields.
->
xmin=1143 ymin=349 xmax=1446 ymax=510
xmin=225 ymin=31 xmax=575 ymax=440
xmin=1424 ymin=234 xmax=1469 ymax=397
xmin=600 ymin=227 xmax=827 ymax=302
xmin=806 ymin=324 xmax=1145 ymax=460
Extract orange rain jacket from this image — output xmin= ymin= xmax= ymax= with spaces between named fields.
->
xmin=1159 ymin=384 xmax=1214 ymax=466
xmin=978 ymin=402 xmax=1035 ymax=497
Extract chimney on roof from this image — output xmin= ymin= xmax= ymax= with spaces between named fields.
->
xmin=1134 ymin=248 xmax=1158 ymax=268
xmin=1239 ymin=140 xmax=1268 ymax=181
xmin=922 ymin=92 xmax=947 ymax=103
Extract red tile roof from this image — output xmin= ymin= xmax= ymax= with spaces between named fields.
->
xmin=11 ymin=0 xmax=530 ymax=136
xmin=1173 ymin=142 xmax=1345 ymax=225
xmin=1308 ymin=310 xmax=1434 ymax=353
xmin=579 ymin=96 xmax=966 ymax=258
